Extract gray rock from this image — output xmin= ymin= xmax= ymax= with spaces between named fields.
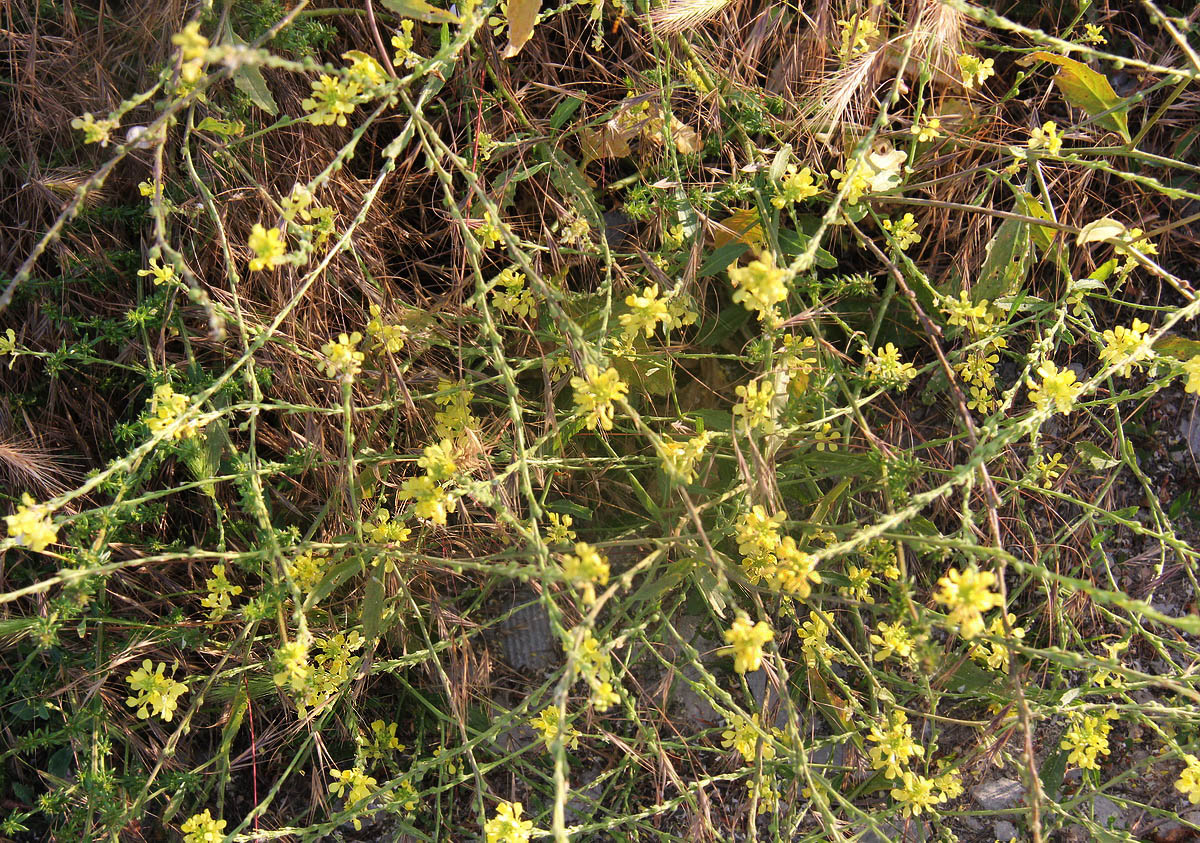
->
xmin=1089 ymin=794 xmax=1125 ymax=829
xmin=993 ymin=819 xmax=1018 ymax=841
xmin=498 ymin=597 xmax=559 ymax=673
xmin=856 ymin=820 xmax=911 ymax=842
xmin=971 ymin=778 xmax=1025 ymax=811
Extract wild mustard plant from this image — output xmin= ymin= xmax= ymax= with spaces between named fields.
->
xmin=145 ymin=384 xmax=201 ymax=439
xmin=733 ymin=380 xmax=777 ymax=434
xmin=1177 ymin=756 xmax=1200 ymax=804
xmin=321 ymin=332 xmax=365 ymax=381
xmin=933 ymin=566 xmax=1004 ymax=639
xmin=1027 ymin=360 xmax=1082 ymax=415
xmin=368 ymin=508 xmax=411 ymax=543
xmin=956 ymin=53 xmax=995 ymax=88
xmin=273 ymin=638 xmax=312 ymax=693
xmin=722 ymin=613 xmax=773 ymax=674
xmin=180 ymin=810 xmax=226 ymax=843
xmin=529 ymin=706 xmax=581 ymax=750
xmin=358 ymin=720 xmax=405 ymax=764
xmin=864 ymin=343 xmax=917 ymax=389
xmin=771 ymin=165 xmax=823 ymax=208
xmin=881 ymin=213 xmax=921 ymax=251
xmin=5 ymin=495 xmax=58 ymax=552
xmin=71 ymin=111 xmax=119 ymax=146
xmin=200 ymin=565 xmax=243 ymax=621
xmin=365 ymin=304 xmax=408 ymax=353
xmin=968 ymin=613 xmax=1025 ymax=671
xmin=492 ymin=267 xmax=537 ymax=318
xmin=837 ymin=15 xmax=880 ymax=58
xmin=544 ymin=511 xmax=576 ymax=545
xmin=137 ymin=257 xmax=175 ymax=286
xmin=1033 ymin=452 xmax=1066 ymax=487
xmin=1098 ymin=318 xmax=1152 ymax=376
xmin=247 ymin=223 xmax=287 ymax=271
xmin=771 ymin=537 xmax=821 ymax=598
xmin=575 ymin=632 xmax=621 ymax=710
xmin=658 ymin=430 xmax=714 ymax=485
xmin=866 ymin=709 xmax=924 ymax=779
xmin=125 ymin=660 xmax=187 ymax=721
xmin=910 ymin=116 xmax=942 ymax=142
xmin=560 ymin=541 xmax=610 ymax=606
xmin=890 ymin=771 xmax=941 ymax=817
xmin=1060 ymin=709 xmax=1117 ymax=771
xmin=619 ymin=283 xmax=671 ymax=340
xmin=1183 ymin=355 xmax=1200 ymax=393
xmin=728 ymin=252 xmax=788 ymax=325
xmin=391 ymin=20 xmax=422 ymax=67
xmin=570 ymin=365 xmax=629 ymax=431
xmin=870 ymin=621 xmax=917 ymax=664
xmin=328 ymin=767 xmax=378 ymax=829
xmin=1027 ymin=121 xmax=1063 ymax=156
xmin=721 ymin=713 xmax=782 ymax=761
xmin=484 ymin=801 xmax=535 ymax=843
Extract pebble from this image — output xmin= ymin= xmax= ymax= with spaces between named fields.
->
xmin=993 ymin=819 xmax=1018 ymax=841
xmin=971 ymin=778 xmax=1025 ymax=811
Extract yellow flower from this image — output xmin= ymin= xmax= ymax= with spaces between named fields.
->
xmin=485 ymin=800 xmax=534 ymax=843
xmin=933 ymin=566 xmax=1005 ymax=639
xmin=200 ymin=564 xmax=243 ymax=621
xmin=273 ymin=638 xmax=312 ymax=692
xmin=570 ymin=365 xmax=628 ymax=431
xmin=1183 ymin=355 xmax=1200 ymax=394
xmin=881 ymin=213 xmax=921 ymax=251
xmin=145 ymin=384 xmax=202 ymax=440
xmin=529 ymin=706 xmax=581 ymax=750
xmin=545 ymin=511 xmax=576 ymax=545
xmin=1176 ymin=755 xmax=1200 ymax=804
xmin=328 ymin=766 xmax=378 ymax=830
xmin=772 ymin=536 xmax=821 ymax=599
xmin=71 ymin=112 xmax=118 ymax=146
xmin=957 ymin=53 xmax=995 ymax=89
xmin=172 ymin=21 xmax=209 ymax=62
xmin=181 ymin=809 xmax=226 ymax=843
xmin=733 ymin=380 xmax=777 ymax=434
xmin=1027 ymin=360 xmax=1082 ymax=415
xmin=400 ymin=474 xmax=456 ymax=525
xmin=838 ymin=14 xmax=880 ymax=58
xmin=891 ymin=770 xmax=941 ymax=816
xmin=247 ymin=223 xmax=287 ymax=272
xmin=620 ymin=283 xmax=671 ymax=339
xmin=866 ymin=709 xmax=924 ymax=778
xmin=968 ymin=612 xmax=1025 ymax=671
xmin=729 ymin=252 xmax=788 ymax=324
xmin=320 ymin=332 xmax=365 ymax=380
xmin=561 ymin=541 xmax=610 ymax=605
xmin=302 ymin=74 xmax=361 ymax=127
xmin=723 ymin=613 xmax=773 ymax=674
xmin=772 ymin=165 xmax=823 ymax=208
xmin=1034 ymin=452 xmax=1065 ymax=488
xmin=870 ymin=620 xmax=916 ymax=663
xmin=138 ymin=257 xmax=175 ymax=286
xmin=1098 ymin=318 xmax=1151 ymax=377
xmin=865 ymin=342 xmax=917 ymax=389
xmin=358 ymin=719 xmax=405 ymax=763
xmin=734 ymin=505 xmax=786 ymax=565
xmin=1028 ymin=121 xmax=1063 ymax=156
xmin=492 ymin=266 xmax=537 ymax=318
xmin=910 ymin=115 xmax=942 ymax=143
xmin=125 ymin=659 xmax=188 ymax=721
xmin=658 ymin=430 xmax=715 ymax=485
xmin=5 ymin=494 xmax=58 ymax=553
xmin=721 ymin=713 xmax=780 ymax=761
xmin=365 ymin=304 xmax=408 ymax=353
xmin=814 ymin=422 xmax=839 ymax=451
xmin=391 ymin=20 xmax=422 ymax=68
xmin=1082 ymin=23 xmax=1107 ymax=44
xmin=368 ymin=508 xmax=412 ymax=544
xmin=1060 ymin=710 xmax=1117 ymax=771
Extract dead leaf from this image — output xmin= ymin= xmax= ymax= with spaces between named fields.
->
xmin=502 ymin=0 xmax=540 ymax=58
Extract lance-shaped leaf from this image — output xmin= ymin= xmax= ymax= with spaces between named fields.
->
xmin=381 ymin=0 xmax=460 ymax=25
xmin=502 ymin=0 xmax=540 ymax=58
xmin=1024 ymin=51 xmax=1130 ymax=142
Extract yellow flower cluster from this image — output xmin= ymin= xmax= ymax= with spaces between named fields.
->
xmin=368 ymin=508 xmax=411 ymax=544
xmin=658 ymin=430 xmax=715 ymax=485
xmin=181 ymin=809 xmax=226 ymax=843
xmin=1060 ymin=709 xmax=1117 ymax=771
xmin=957 ymin=53 xmax=995 ymax=89
xmin=772 ymin=165 xmax=823 ymax=208
xmin=721 ymin=712 xmax=784 ymax=761
xmin=967 ymin=612 xmax=1026 ymax=671
xmin=529 ymin=705 xmax=581 ymax=751
xmin=837 ymin=14 xmax=880 ymax=58
xmin=1177 ymin=755 xmax=1200 ymax=804
xmin=485 ymin=801 xmax=535 ymax=843
xmin=146 ymin=384 xmax=202 ymax=440
xmin=910 ymin=115 xmax=942 ymax=142
xmin=391 ymin=20 xmax=422 ymax=68
xmin=358 ymin=719 xmax=405 ymax=764
xmin=1185 ymin=355 xmax=1200 ymax=394
xmin=328 ymin=766 xmax=378 ymax=830
xmin=560 ymin=541 xmax=609 ymax=606
xmin=401 ymin=441 xmax=460 ymax=525
xmin=867 ymin=709 xmax=923 ymax=778
xmin=1027 ymin=121 xmax=1063 ymax=156
xmin=544 ymin=510 xmax=576 ymax=545
xmin=870 ymin=620 xmax=917 ymax=664
xmin=125 ymin=659 xmax=188 ymax=721
xmin=321 ymin=332 xmax=365 ymax=381
xmin=576 ymin=632 xmax=621 ymax=711
xmin=200 ymin=564 xmax=243 ymax=621
xmin=1098 ymin=318 xmax=1151 ymax=377
xmin=433 ymin=379 xmax=480 ymax=439
xmin=5 ymin=494 xmax=58 ymax=552
xmin=138 ymin=257 xmax=176 ymax=286
xmin=1027 ymin=360 xmax=1082 ymax=416
xmin=729 ymin=252 xmax=788 ymax=325
xmin=733 ymin=380 xmax=777 ymax=435
xmin=248 ymin=223 xmax=287 ymax=272
xmin=864 ymin=343 xmax=917 ymax=390
xmin=933 ymin=566 xmax=1005 ymax=639
xmin=286 ymin=548 xmax=329 ymax=594
xmin=366 ymin=304 xmax=408 ymax=353
xmin=881 ymin=213 xmax=921 ymax=251
xmin=492 ymin=267 xmax=537 ymax=318
xmin=723 ymin=613 xmax=774 ymax=674
xmin=570 ymin=365 xmax=629 ymax=431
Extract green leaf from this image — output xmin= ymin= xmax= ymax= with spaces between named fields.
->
xmin=1025 ymin=51 xmax=1130 ymax=142
xmin=1040 ymin=745 xmax=1069 ymax=801
xmin=1152 ymin=334 xmax=1200 ymax=361
xmin=361 ymin=558 xmax=386 ymax=642
xmin=224 ymin=22 xmax=278 ymax=115
xmin=973 ymin=216 xmax=1030 ymax=303
xmin=550 ymin=95 xmax=584 ymax=130
xmin=1012 ymin=188 xmax=1058 ymax=252
xmin=380 ymin=0 xmax=460 ymax=24
xmin=1075 ymin=441 xmax=1121 ymax=470
xmin=196 ymin=116 xmax=245 ymax=137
